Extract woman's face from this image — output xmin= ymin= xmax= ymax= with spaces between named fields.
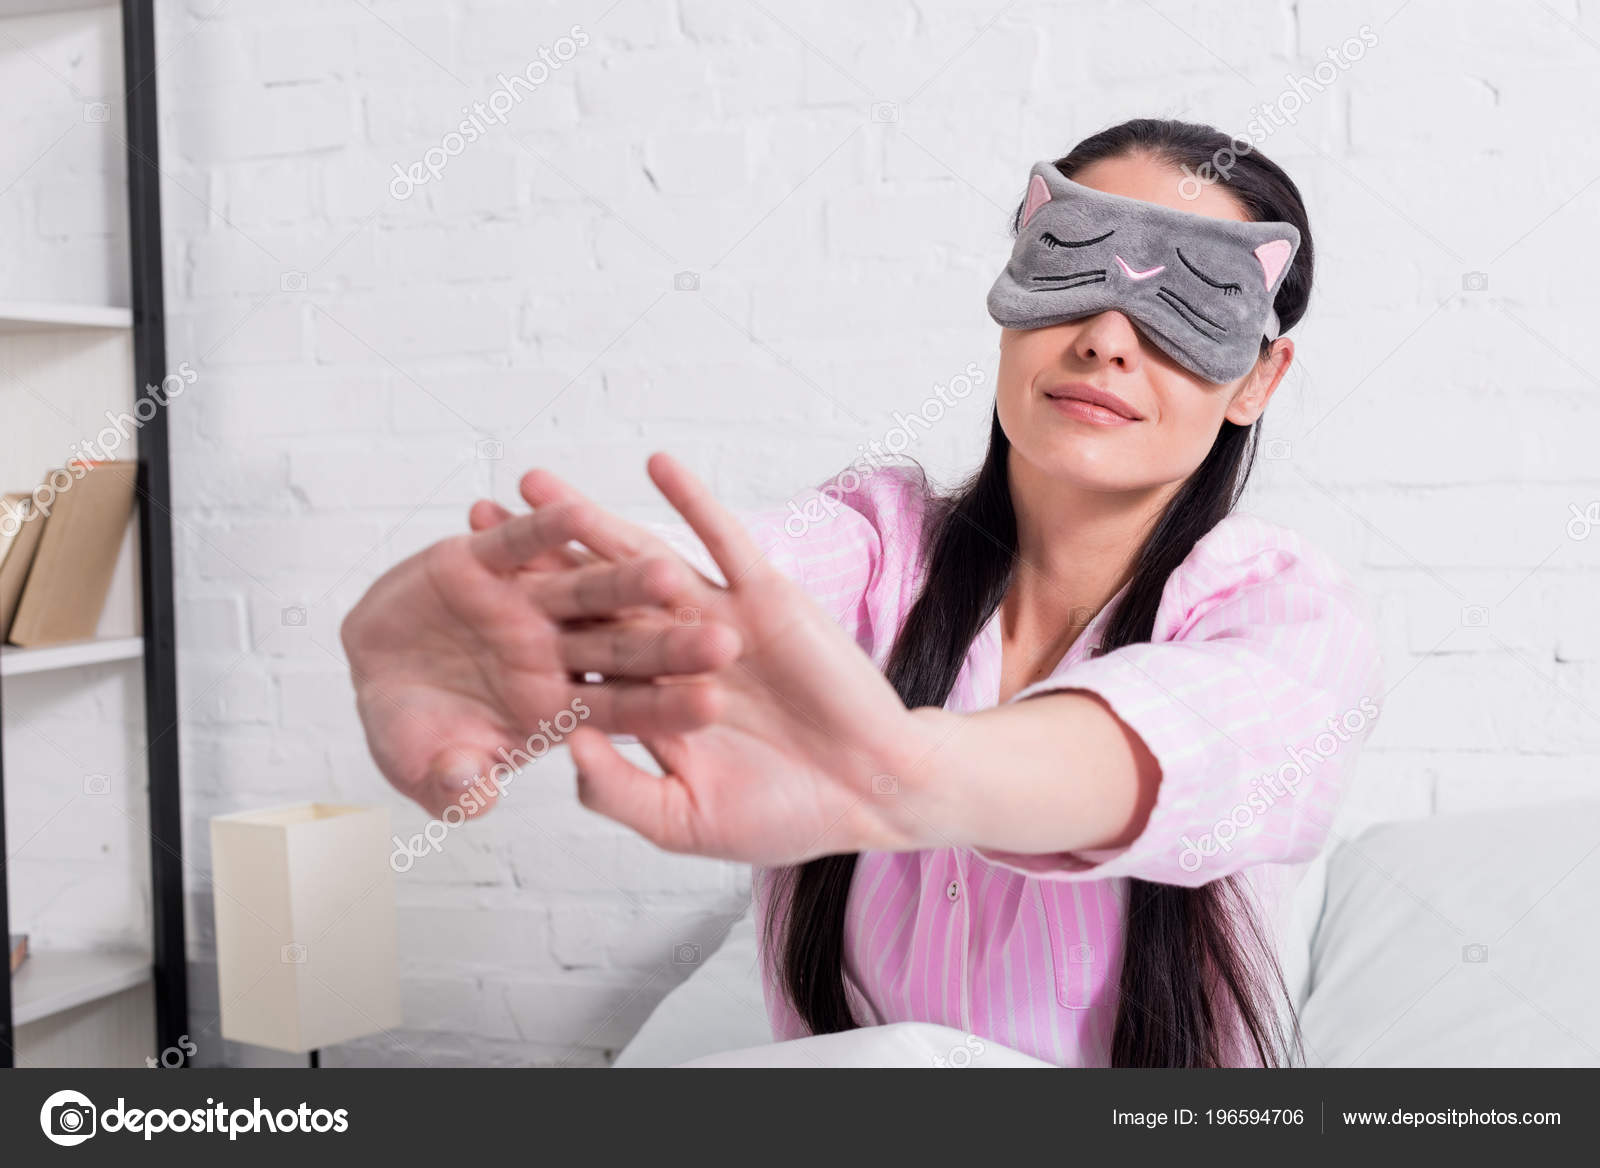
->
xmin=994 ymin=152 xmax=1293 ymax=496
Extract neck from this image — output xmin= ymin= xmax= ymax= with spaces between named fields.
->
xmin=1000 ymin=449 xmax=1174 ymax=646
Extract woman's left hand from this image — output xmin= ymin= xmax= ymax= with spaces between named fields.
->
xmin=528 ymin=454 xmax=963 ymax=867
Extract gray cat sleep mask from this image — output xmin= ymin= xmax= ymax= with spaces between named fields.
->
xmin=986 ymin=160 xmax=1301 ymax=383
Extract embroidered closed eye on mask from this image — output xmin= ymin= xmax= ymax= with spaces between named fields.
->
xmin=986 ymin=160 xmax=1302 ymax=384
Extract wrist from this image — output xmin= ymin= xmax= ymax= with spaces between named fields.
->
xmin=867 ymin=705 xmax=976 ymax=853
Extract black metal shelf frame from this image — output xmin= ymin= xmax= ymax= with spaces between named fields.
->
xmin=0 ymin=0 xmax=189 ymax=1069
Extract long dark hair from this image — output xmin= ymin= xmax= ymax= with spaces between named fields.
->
xmin=763 ymin=118 xmax=1316 ymax=1066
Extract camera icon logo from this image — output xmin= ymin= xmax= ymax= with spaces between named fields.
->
xmin=282 ymin=606 xmax=307 ymax=627
xmin=870 ymin=101 xmax=899 ymax=123
xmin=40 ymin=1089 xmax=97 ymax=1146
xmin=1461 ymin=271 xmax=1488 ymax=292
xmin=1460 ymin=605 xmax=1489 ymax=628
xmin=871 ymin=774 xmax=898 ymax=796
xmin=83 ymin=102 xmax=110 ymax=123
xmin=1567 ymin=501 xmax=1600 ymax=541
xmin=280 ymin=270 xmax=308 ymax=292
xmin=1461 ymin=943 xmax=1489 ymax=963
xmin=83 ymin=773 xmax=111 ymax=796
xmin=673 ymin=270 xmax=700 ymax=292
xmin=475 ymin=438 xmax=504 ymax=460
xmin=281 ymin=943 xmax=308 ymax=964
xmin=1067 ymin=943 xmax=1094 ymax=964
xmin=1263 ymin=438 xmax=1292 ymax=460
xmin=673 ymin=942 xmax=701 ymax=964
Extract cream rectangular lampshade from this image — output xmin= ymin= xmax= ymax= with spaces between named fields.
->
xmin=210 ymin=803 xmax=402 ymax=1053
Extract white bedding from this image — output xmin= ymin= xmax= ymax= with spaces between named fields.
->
xmin=676 ymin=1021 xmax=1053 ymax=1068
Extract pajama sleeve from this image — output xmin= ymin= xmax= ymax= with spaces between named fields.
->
xmin=973 ymin=514 xmax=1385 ymax=888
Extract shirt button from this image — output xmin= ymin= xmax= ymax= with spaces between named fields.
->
xmin=947 ymin=880 xmax=960 ymax=902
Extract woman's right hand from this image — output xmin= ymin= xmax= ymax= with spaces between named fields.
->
xmin=339 ymin=472 xmax=741 ymax=818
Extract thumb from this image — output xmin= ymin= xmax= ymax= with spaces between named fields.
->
xmin=569 ymin=726 xmax=691 ymax=852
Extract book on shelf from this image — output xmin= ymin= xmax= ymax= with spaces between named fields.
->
xmin=6 ymin=460 xmax=138 ymax=649
xmin=8 ymin=933 xmax=26 ymax=976
xmin=0 ymin=493 xmax=47 ymax=641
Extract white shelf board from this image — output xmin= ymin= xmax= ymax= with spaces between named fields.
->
xmin=11 ymin=948 xmax=152 ymax=1027
xmin=0 ymin=0 xmax=113 ymax=18
xmin=0 ymin=635 xmax=144 ymax=677
xmin=0 ymin=301 xmax=132 ymax=333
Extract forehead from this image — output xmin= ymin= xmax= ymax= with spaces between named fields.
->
xmin=1069 ymin=153 xmax=1251 ymax=225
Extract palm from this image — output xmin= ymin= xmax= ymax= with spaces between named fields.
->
xmin=341 ymin=532 xmax=580 ymax=817
xmin=638 ymin=575 xmax=914 ymax=863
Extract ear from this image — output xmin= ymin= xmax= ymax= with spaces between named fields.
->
xmin=1253 ymin=239 xmax=1294 ymax=290
xmin=1226 ymin=336 xmax=1293 ymax=426
xmin=1021 ymin=173 xmax=1053 ymax=228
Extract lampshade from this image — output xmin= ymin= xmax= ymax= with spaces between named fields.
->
xmin=210 ymin=802 xmax=402 ymax=1054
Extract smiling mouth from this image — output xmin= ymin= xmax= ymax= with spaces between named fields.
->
xmin=1042 ymin=386 xmax=1142 ymax=422
xmin=1046 ymin=396 xmax=1137 ymax=425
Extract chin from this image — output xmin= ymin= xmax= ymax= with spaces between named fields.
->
xmin=1021 ymin=443 xmax=1147 ymax=492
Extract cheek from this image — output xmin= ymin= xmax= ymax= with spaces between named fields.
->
xmin=994 ymin=337 xmax=1041 ymax=424
xmin=1146 ymin=381 xmax=1237 ymax=465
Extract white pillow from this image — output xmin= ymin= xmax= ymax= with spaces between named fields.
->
xmin=611 ymin=906 xmax=771 ymax=1067
xmin=1299 ymin=801 xmax=1600 ymax=1066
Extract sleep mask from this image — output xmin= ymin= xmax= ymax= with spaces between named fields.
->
xmin=986 ymin=159 xmax=1301 ymax=383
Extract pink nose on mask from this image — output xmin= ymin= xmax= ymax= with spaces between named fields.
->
xmin=1114 ymin=255 xmax=1165 ymax=281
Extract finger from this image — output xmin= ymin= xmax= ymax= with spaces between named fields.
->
xmin=524 ymin=555 xmax=699 ymax=621
xmin=560 ymin=618 xmax=741 ymax=678
xmin=572 ymin=675 xmax=723 ymax=736
xmin=569 ymin=727 xmax=696 ymax=853
xmin=551 ymin=543 xmax=602 ymax=571
xmin=469 ymin=468 xmax=596 ymax=538
xmin=646 ymin=452 xmax=771 ymax=588
xmin=521 ymin=469 xmax=716 ymax=584
xmin=469 ymin=503 xmax=596 ymax=574
xmin=470 ymin=499 xmax=658 ymax=574
xmin=519 ymin=467 xmax=587 ymax=509
xmin=469 ymin=499 xmax=513 ymax=532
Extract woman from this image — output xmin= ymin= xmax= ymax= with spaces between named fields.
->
xmin=342 ymin=118 xmax=1384 ymax=1067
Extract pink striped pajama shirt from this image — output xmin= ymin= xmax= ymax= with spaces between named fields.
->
xmin=654 ymin=463 xmax=1384 ymax=1067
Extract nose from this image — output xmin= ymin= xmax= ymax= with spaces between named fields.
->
xmin=1071 ymin=310 xmax=1142 ymax=372
xmin=1114 ymin=254 xmax=1165 ymax=281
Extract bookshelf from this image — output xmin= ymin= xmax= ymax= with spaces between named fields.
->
xmin=1 ymin=637 xmax=145 ymax=677
xmin=0 ymin=0 xmax=186 ymax=1068
xmin=11 ymin=948 xmax=151 ymax=1028
xmin=0 ymin=302 xmax=135 ymax=332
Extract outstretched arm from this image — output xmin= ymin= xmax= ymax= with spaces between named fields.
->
xmin=532 ymin=454 xmax=1383 ymax=886
xmin=904 ymin=693 xmax=1163 ymax=856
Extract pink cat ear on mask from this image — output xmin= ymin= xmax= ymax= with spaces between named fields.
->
xmin=1254 ymin=239 xmax=1293 ymax=289
xmin=1020 ymin=173 xmax=1052 ymax=227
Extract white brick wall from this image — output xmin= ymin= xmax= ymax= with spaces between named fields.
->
xmin=9 ymin=0 xmax=1590 ymax=1065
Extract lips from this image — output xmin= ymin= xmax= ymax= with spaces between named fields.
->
xmin=1041 ymin=382 xmax=1143 ymax=421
